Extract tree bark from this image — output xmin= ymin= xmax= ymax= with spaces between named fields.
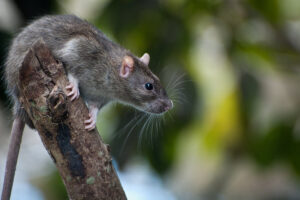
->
xmin=18 ymin=40 xmax=127 ymax=200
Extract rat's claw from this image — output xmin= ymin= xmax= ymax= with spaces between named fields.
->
xmin=66 ymin=84 xmax=73 ymax=89
xmin=84 ymin=104 xmax=99 ymax=131
xmin=84 ymin=115 xmax=93 ymax=124
xmin=66 ymin=83 xmax=80 ymax=101
xmin=66 ymin=74 xmax=80 ymax=101
xmin=85 ymin=113 xmax=97 ymax=131
xmin=85 ymin=122 xmax=96 ymax=131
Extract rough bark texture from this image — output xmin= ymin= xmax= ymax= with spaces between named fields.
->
xmin=18 ymin=40 xmax=126 ymax=200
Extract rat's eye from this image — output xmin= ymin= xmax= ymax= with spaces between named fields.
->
xmin=145 ymin=83 xmax=153 ymax=90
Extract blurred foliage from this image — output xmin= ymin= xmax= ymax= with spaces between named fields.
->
xmin=31 ymin=170 xmax=68 ymax=200
xmin=0 ymin=31 xmax=12 ymax=103
xmin=1 ymin=0 xmax=300 ymax=199
xmin=12 ymin=0 xmax=57 ymax=22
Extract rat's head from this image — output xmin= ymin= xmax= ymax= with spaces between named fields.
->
xmin=116 ymin=53 xmax=173 ymax=114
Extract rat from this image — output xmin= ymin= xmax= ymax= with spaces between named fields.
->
xmin=1 ymin=14 xmax=173 ymax=200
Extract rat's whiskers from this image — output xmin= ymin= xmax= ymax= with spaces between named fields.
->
xmin=138 ymin=113 xmax=153 ymax=151
xmin=166 ymin=71 xmax=191 ymax=106
xmin=119 ymin=113 xmax=148 ymax=154
xmin=112 ymin=110 xmax=139 ymax=140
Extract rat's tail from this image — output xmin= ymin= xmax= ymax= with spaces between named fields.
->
xmin=1 ymin=116 xmax=25 ymax=200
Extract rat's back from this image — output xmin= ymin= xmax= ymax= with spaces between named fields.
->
xmin=4 ymin=15 xmax=105 ymax=126
xmin=5 ymin=15 xmax=102 ymax=95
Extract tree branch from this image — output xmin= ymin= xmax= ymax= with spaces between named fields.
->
xmin=18 ymin=40 xmax=126 ymax=200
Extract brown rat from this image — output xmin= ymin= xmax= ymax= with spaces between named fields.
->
xmin=1 ymin=15 xmax=173 ymax=200
xmin=5 ymin=14 xmax=173 ymax=130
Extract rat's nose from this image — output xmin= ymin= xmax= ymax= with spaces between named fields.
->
xmin=164 ymin=100 xmax=173 ymax=111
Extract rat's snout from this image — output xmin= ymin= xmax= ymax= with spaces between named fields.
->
xmin=145 ymin=98 xmax=173 ymax=114
xmin=158 ymin=99 xmax=173 ymax=113
xmin=163 ymin=99 xmax=173 ymax=112
xmin=158 ymin=89 xmax=173 ymax=112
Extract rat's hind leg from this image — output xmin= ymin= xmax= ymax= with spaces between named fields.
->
xmin=84 ymin=103 xmax=99 ymax=131
xmin=66 ymin=73 xmax=80 ymax=101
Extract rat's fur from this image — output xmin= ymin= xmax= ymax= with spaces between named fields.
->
xmin=5 ymin=15 xmax=171 ymax=128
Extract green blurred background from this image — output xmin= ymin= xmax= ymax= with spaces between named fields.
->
xmin=1 ymin=0 xmax=300 ymax=199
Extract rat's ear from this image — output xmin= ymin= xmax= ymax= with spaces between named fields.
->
xmin=140 ymin=53 xmax=150 ymax=66
xmin=120 ymin=56 xmax=134 ymax=78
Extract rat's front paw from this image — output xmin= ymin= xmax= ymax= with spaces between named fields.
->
xmin=84 ymin=105 xmax=99 ymax=131
xmin=66 ymin=82 xmax=80 ymax=101
xmin=84 ymin=113 xmax=97 ymax=131
xmin=66 ymin=74 xmax=80 ymax=101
